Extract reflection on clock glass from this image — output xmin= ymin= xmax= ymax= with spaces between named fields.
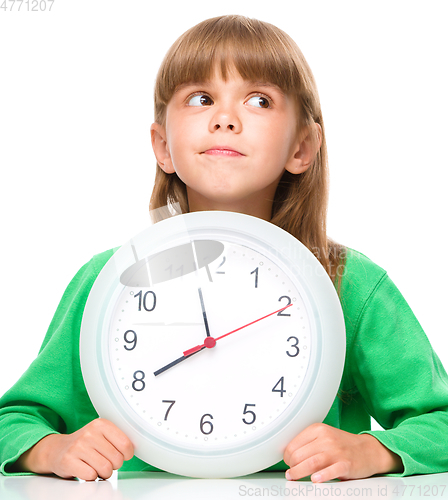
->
xmin=107 ymin=239 xmax=312 ymax=448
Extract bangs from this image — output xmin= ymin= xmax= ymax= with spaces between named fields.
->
xmin=155 ymin=16 xmax=307 ymax=121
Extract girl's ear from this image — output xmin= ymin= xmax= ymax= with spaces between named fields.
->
xmin=150 ymin=122 xmax=175 ymax=174
xmin=285 ymin=123 xmax=322 ymax=175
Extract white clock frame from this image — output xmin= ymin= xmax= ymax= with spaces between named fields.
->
xmin=80 ymin=211 xmax=345 ymax=478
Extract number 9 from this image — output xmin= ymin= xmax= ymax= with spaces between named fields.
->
xmin=124 ymin=330 xmax=137 ymax=351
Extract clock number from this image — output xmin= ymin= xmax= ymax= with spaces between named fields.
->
xmin=132 ymin=370 xmax=146 ymax=391
xmin=286 ymin=336 xmax=300 ymax=357
xmin=200 ymin=413 xmax=214 ymax=435
xmin=123 ymin=330 xmax=137 ymax=351
xmin=242 ymin=404 xmax=256 ymax=425
xmin=162 ymin=400 xmax=176 ymax=420
xmin=216 ymin=256 xmax=226 ymax=274
xmin=272 ymin=377 xmax=286 ymax=397
xmin=277 ymin=296 xmax=291 ymax=316
xmin=251 ymin=267 xmax=259 ymax=288
xmin=134 ymin=290 xmax=156 ymax=312
xmin=165 ymin=264 xmax=184 ymax=278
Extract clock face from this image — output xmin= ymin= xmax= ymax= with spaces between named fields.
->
xmin=109 ymin=239 xmax=311 ymax=445
xmin=80 ymin=211 xmax=345 ymax=478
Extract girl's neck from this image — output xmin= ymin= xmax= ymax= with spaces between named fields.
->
xmin=186 ymin=189 xmax=274 ymax=222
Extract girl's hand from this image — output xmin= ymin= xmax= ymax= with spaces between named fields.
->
xmin=283 ymin=423 xmax=403 ymax=483
xmin=16 ymin=418 xmax=134 ymax=481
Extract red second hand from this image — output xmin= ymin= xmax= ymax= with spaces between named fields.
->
xmin=182 ymin=303 xmax=293 ymax=357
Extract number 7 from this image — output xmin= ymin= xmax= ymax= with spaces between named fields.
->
xmin=162 ymin=400 xmax=176 ymax=420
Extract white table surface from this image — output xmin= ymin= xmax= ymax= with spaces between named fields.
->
xmin=2 ymin=471 xmax=448 ymax=500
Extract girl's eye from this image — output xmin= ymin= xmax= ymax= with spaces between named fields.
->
xmin=188 ymin=94 xmax=214 ymax=107
xmin=246 ymin=96 xmax=271 ymax=109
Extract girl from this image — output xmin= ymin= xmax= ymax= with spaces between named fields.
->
xmin=1 ymin=15 xmax=447 ymax=483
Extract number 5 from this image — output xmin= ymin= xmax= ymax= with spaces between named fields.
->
xmin=242 ymin=404 xmax=256 ymax=425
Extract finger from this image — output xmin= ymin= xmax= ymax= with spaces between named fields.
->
xmin=284 ymin=437 xmax=320 ymax=470
xmin=283 ymin=423 xmax=323 ymax=465
xmin=286 ymin=452 xmax=328 ymax=481
xmin=57 ymin=456 xmax=100 ymax=481
xmin=92 ymin=435 xmax=126 ymax=471
xmin=81 ymin=448 xmax=115 ymax=480
xmin=97 ymin=419 xmax=134 ymax=461
xmin=311 ymin=461 xmax=350 ymax=483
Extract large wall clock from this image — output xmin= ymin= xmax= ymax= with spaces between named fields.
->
xmin=80 ymin=211 xmax=345 ymax=478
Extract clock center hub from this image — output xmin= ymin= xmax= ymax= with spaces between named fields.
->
xmin=204 ymin=337 xmax=216 ymax=349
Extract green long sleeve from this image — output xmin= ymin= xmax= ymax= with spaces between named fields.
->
xmin=333 ymin=249 xmax=448 ymax=475
xmin=0 ymin=252 xmax=109 ymax=475
xmin=1 ymin=247 xmax=448 ymax=476
xmin=350 ymin=273 xmax=448 ymax=474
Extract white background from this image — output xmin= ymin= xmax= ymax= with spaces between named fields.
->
xmin=0 ymin=0 xmax=447 ymax=400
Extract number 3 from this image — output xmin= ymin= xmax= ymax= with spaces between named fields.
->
xmin=286 ymin=336 xmax=300 ymax=357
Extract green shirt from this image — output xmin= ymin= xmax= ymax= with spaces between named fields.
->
xmin=1 ymin=248 xmax=448 ymax=476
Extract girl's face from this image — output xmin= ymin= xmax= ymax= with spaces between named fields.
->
xmin=151 ymin=66 xmax=313 ymax=220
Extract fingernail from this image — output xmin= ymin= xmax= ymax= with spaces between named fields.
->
xmin=311 ymin=473 xmax=322 ymax=483
xmin=285 ymin=470 xmax=292 ymax=481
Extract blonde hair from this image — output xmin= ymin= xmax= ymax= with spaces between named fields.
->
xmin=150 ymin=15 xmax=345 ymax=283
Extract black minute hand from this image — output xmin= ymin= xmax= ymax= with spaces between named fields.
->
xmin=198 ymin=287 xmax=211 ymax=337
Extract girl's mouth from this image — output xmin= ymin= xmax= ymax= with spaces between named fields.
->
xmin=203 ymin=147 xmax=244 ymax=157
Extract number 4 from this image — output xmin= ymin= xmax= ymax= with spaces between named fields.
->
xmin=272 ymin=377 xmax=286 ymax=397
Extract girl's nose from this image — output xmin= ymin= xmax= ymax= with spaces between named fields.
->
xmin=209 ymin=106 xmax=242 ymax=133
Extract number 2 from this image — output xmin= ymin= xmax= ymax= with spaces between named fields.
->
xmin=216 ymin=256 xmax=226 ymax=274
xmin=277 ymin=296 xmax=291 ymax=316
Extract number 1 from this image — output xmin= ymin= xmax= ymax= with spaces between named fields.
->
xmin=251 ymin=267 xmax=259 ymax=288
